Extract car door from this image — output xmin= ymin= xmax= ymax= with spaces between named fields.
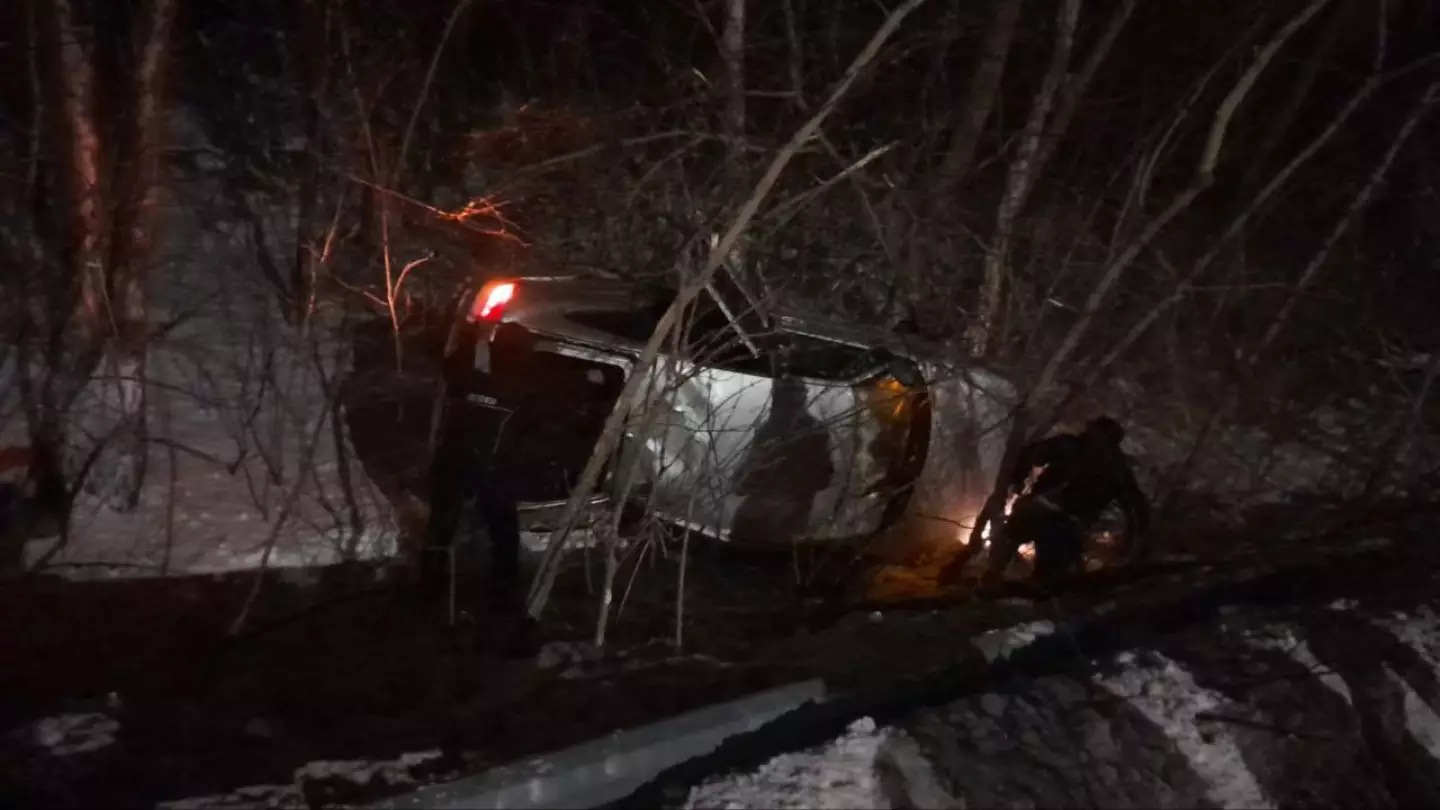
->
xmin=625 ymin=313 xmax=925 ymax=545
xmin=619 ymin=270 xmax=774 ymax=539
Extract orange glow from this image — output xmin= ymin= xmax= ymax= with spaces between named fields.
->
xmin=868 ymin=376 xmax=910 ymax=420
xmin=473 ymin=282 xmax=515 ymax=321
xmin=961 ymin=495 xmax=1016 ymax=546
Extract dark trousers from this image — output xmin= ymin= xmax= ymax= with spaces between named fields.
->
xmin=0 ymin=483 xmax=23 ymax=573
xmin=984 ymin=498 xmax=1086 ymax=588
xmin=422 ymin=440 xmax=522 ymax=611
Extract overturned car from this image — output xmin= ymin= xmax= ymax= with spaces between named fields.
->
xmin=433 ymin=268 xmax=1018 ymax=549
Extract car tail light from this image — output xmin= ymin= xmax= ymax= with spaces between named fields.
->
xmin=471 ymin=281 xmax=515 ymax=322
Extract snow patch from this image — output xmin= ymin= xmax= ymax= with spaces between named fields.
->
xmin=1377 ymin=606 xmax=1440 ymax=674
xmin=23 ymin=713 xmax=120 ymax=757
xmin=1387 ymin=667 xmax=1440 ymax=762
xmin=683 ymin=718 xmax=892 ymax=810
xmin=1096 ymin=652 xmax=1273 ymax=809
xmin=295 ymin=750 xmax=442 ymax=786
xmin=972 ymin=619 xmax=1055 ymax=663
xmin=157 ymin=750 xmax=445 ymax=810
xmin=158 ymin=784 xmax=305 ymax=810
xmin=1246 ymin=625 xmax=1352 ymax=705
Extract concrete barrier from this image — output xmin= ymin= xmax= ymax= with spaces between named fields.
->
xmin=365 ymin=678 xmax=827 ymax=810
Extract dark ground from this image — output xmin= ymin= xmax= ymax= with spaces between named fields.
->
xmin=2 ymin=499 xmax=1436 ymax=809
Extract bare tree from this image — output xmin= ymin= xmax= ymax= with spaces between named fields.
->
xmin=932 ymin=0 xmax=1025 ymax=192
xmin=527 ymin=0 xmax=936 ymax=620
xmin=966 ymin=0 xmax=1079 ymax=358
xmin=31 ymin=0 xmax=179 ymax=513
xmin=721 ymin=0 xmax=747 ymax=147
xmin=957 ymin=0 xmax=1338 ymax=559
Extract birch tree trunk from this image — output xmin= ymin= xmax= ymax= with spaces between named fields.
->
xmin=35 ymin=0 xmax=107 ymax=499
xmin=86 ymin=0 xmax=177 ymax=510
xmin=35 ymin=0 xmax=177 ymax=512
xmin=966 ymin=0 xmax=1079 ymax=358
xmin=721 ymin=0 xmax=746 ymax=145
xmin=932 ymin=0 xmax=1024 ymax=192
xmin=907 ymin=0 xmax=1022 ymax=327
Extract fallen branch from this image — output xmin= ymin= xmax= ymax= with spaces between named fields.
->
xmin=526 ymin=0 xmax=935 ymax=620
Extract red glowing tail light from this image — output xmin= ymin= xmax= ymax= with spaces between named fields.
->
xmin=471 ymin=281 xmax=516 ymax=322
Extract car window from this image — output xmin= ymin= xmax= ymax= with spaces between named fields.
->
xmin=564 ymin=281 xmax=773 ymax=372
xmin=777 ymin=333 xmax=888 ymax=382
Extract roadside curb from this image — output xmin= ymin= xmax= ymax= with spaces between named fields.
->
xmin=363 ymin=678 xmax=827 ymax=809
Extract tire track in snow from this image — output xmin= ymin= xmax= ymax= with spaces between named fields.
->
xmin=1246 ymin=625 xmax=1353 ymax=705
xmin=1095 ymin=651 xmax=1273 ymax=809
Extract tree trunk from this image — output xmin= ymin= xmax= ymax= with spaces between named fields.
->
xmin=35 ymin=0 xmax=178 ymax=512
xmin=932 ymin=0 xmax=1024 ymax=192
xmin=40 ymin=0 xmax=105 ymax=343
xmin=35 ymin=0 xmax=107 ymax=500
xmin=87 ymin=0 xmax=177 ymax=511
xmin=291 ymin=0 xmax=327 ymax=327
xmin=720 ymin=0 xmax=756 ymax=292
xmin=967 ymin=0 xmax=1078 ymax=358
xmin=721 ymin=0 xmax=746 ymax=145
xmin=910 ymin=0 xmax=1022 ymax=324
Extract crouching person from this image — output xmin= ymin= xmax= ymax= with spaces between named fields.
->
xmin=982 ymin=417 xmax=1151 ymax=589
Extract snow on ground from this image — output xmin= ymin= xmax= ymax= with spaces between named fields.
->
xmin=1094 ymin=651 xmax=1272 ymax=809
xmin=158 ymin=784 xmax=307 ymax=810
xmin=1378 ymin=606 xmax=1440 ymax=673
xmin=1104 ymin=378 xmax=1439 ymax=512
xmin=156 ymin=750 xmax=446 ymax=810
xmin=1389 ymin=667 xmax=1440 ymax=762
xmin=14 ymin=712 xmax=121 ymax=757
xmin=682 ymin=718 xmax=892 ymax=810
xmin=1375 ymin=607 xmax=1440 ymax=761
xmin=1246 ymin=625 xmax=1353 ymax=704
xmin=8 ymin=108 xmax=399 ymax=579
xmin=971 ymin=619 xmax=1055 ymax=663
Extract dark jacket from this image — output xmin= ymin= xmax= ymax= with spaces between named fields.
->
xmin=1009 ymin=433 xmax=1151 ymax=544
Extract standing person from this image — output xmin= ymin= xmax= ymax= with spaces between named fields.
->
xmin=421 ymin=398 xmax=524 ymax=614
xmin=0 ymin=446 xmax=34 ymax=574
xmin=421 ymin=327 xmax=528 ymax=626
xmin=982 ymin=417 xmax=1151 ymax=589
xmin=731 ymin=376 xmax=835 ymax=543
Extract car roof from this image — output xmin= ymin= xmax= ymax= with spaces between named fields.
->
xmin=498 ymin=272 xmax=936 ymax=350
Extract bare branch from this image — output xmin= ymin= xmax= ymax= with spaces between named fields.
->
xmin=1249 ymin=81 xmax=1439 ymax=365
xmin=526 ymin=0 xmax=935 ymax=619
xmin=393 ymin=0 xmax=473 ymax=189
xmin=1198 ymin=0 xmax=1335 ymax=186
xmin=1086 ymin=52 xmax=1440 ymax=384
xmin=932 ymin=0 xmax=1024 ymax=192
xmin=1031 ymin=0 xmax=1137 ymax=178
xmin=765 ymin=140 xmax=898 ymax=228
